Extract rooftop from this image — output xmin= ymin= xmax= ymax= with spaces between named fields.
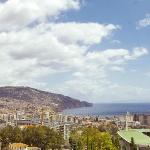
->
xmin=27 ymin=147 xmax=40 ymax=150
xmin=10 ymin=143 xmax=28 ymax=148
xmin=118 ymin=129 xmax=150 ymax=146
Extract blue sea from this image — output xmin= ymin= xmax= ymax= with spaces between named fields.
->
xmin=63 ymin=103 xmax=150 ymax=116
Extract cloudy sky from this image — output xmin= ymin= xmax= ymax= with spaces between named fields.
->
xmin=0 ymin=0 xmax=150 ymax=103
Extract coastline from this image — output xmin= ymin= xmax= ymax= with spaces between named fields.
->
xmin=62 ymin=103 xmax=150 ymax=116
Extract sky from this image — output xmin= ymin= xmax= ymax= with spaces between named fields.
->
xmin=0 ymin=0 xmax=150 ymax=103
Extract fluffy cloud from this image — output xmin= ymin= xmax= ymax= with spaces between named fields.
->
xmin=50 ymin=23 xmax=119 ymax=45
xmin=137 ymin=14 xmax=150 ymax=28
xmin=0 ymin=22 xmax=118 ymax=87
xmin=0 ymin=0 xmax=80 ymax=31
xmin=85 ymin=47 xmax=148 ymax=66
xmin=0 ymin=0 xmax=149 ymax=102
xmin=58 ymin=47 xmax=148 ymax=101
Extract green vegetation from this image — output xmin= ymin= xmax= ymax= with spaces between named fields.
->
xmin=69 ymin=127 xmax=118 ymax=150
xmin=98 ymin=121 xmax=118 ymax=135
xmin=0 ymin=125 xmax=64 ymax=150
xmin=130 ymin=137 xmax=137 ymax=150
xmin=98 ymin=121 xmax=120 ymax=149
xmin=0 ymin=124 xmax=120 ymax=150
xmin=0 ymin=125 xmax=23 ymax=148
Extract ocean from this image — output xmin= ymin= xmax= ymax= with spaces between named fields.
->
xmin=63 ymin=103 xmax=150 ymax=116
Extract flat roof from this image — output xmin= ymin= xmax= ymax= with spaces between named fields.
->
xmin=118 ymin=129 xmax=150 ymax=146
xmin=134 ymin=129 xmax=150 ymax=133
xmin=27 ymin=147 xmax=40 ymax=150
xmin=10 ymin=143 xmax=28 ymax=148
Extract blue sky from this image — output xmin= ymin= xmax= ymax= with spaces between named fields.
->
xmin=0 ymin=0 xmax=150 ymax=102
xmin=66 ymin=0 xmax=150 ymax=90
xmin=65 ymin=0 xmax=150 ymax=101
xmin=66 ymin=0 xmax=150 ymax=48
xmin=68 ymin=1 xmax=149 ymax=44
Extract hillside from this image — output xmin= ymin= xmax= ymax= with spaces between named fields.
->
xmin=0 ymin=86 xmax=92 ymax=111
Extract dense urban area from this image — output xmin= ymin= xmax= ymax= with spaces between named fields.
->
xmin=0 ymin=87 xmax=149 ymax=150
xmin=1 ymin=102 xmax=150 ymax=150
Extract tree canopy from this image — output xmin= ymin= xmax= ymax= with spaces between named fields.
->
xmin=0 ymin=125 xmax=64 ymax=150
xmin=69 ymin=127 xmax=118 ymax=150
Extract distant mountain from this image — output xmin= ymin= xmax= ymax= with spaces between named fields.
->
xmin=0 ymin=86 xmax=92 ymax=111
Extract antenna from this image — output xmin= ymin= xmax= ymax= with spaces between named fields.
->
xmin=125 ymin=112 xmax=129 ymax=131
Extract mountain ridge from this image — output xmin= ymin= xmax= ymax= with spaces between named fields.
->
xmin=0 ymin=86 xmax=92 ymax=111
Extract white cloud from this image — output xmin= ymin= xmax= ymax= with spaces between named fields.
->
xmin=137 ymin=14 xmax=150 ymax=28
xmin=0 ymin=22 xmax=118 ymax=88
xmin=56 ymin=47 xmax=149 ymax=102
xmin=124 ymin=47 xmax=148 ymax=60
xmin=58 ymin=77 xmax=150 ymax=102
xmin=103 ymin=85 xmax=150 ymax=102
xmin=132 ymin=47 xmax=148 ymax=58
xmin=0 ymin=0 xmax=149 ymax=102
xmin=110 ymin=66 xmax=125 ymax=72
xmin=85 ymin=47 xmax=148 ymax=66
xmin=0 ymin=0 xmax=80 ymax=31
xmin=0 ymin=21 xmax=147 ymax=101
xmin=50 ymin=23 xmax=119 ymax=45
xmin=111 ymin=40 xmax=121 ymax=44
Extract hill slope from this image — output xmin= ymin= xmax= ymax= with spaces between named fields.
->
xmin=0 ymin=86 xmax=92 ymax=111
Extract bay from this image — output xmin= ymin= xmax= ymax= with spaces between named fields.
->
xmin=63 ymin=103 xmax=150 ymax=116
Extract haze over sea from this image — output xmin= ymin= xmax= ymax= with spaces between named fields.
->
xmin=63 ymin=103 xmax=150 ymax=116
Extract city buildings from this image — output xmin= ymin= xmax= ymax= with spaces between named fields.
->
xmin=1 ymin=109 xmax=150 ymax=150
xmin=134 ymin=114 xmax=150 ymax=127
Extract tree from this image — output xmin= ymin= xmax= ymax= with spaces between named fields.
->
xmin=70 ymin=127 xmax=118 ymax=150
xmin=0 ymin=125 xmax=64 ymax=150
xmin=98 ymin=121 xmax=118 ymax=135
xmin=12 ymin=127 xmax=23 ymax=143
xmin=130 ymin=137 xmax=137 ymax=150
xmin=98 ymin=122 xmax=120 ymax=149
xmin=22 ymin=126 xmax=63 ymax=150
xmin=0 ymin=126 xmax=22 ymax=148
